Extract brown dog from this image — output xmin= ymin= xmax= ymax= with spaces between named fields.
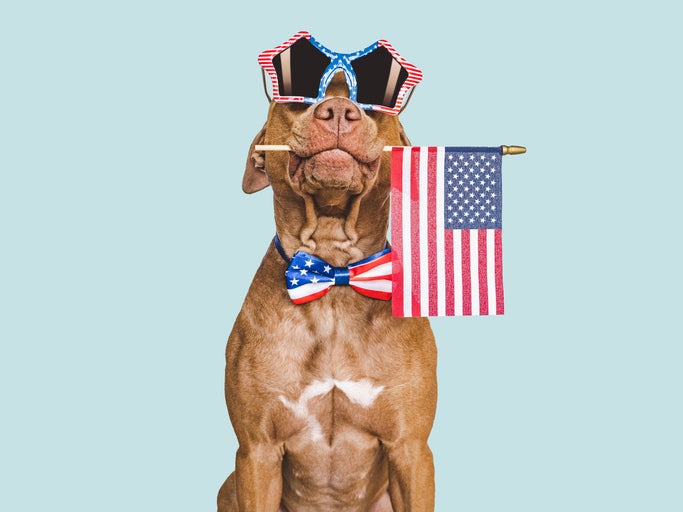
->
xmin=217 ymin=72 xmax=437 ymax=512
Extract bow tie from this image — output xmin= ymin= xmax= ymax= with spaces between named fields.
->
xmin=275 ymin=237 xmax=392 ymax=304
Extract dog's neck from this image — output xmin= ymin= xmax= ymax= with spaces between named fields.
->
xmin=274 ymin=188 xmax=389 ymax=267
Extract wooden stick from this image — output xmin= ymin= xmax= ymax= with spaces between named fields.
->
xmin=255 ymin=145 xmax=527 ymax=154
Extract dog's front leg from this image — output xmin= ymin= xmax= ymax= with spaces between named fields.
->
xmin=385 ymin=439 xmax=435 ymax=511
xmin=234 ymin=442 xmax=283 ymax=511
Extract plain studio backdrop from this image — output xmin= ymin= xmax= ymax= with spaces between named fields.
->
xmin=1 ymin=1 xmax=681 ymax=510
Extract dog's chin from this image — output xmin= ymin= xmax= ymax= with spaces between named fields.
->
xmin=289 ymin=149 xmax=380 ymax=207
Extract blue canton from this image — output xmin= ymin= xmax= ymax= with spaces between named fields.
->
xmin=444 ymin=147 xmax=503 ymax=230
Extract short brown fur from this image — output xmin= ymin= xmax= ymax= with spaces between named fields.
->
xmin=218 ymin=73 xmax=437 ymax=512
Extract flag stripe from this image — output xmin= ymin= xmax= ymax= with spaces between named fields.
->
xmin=470 ymin=230 xmax=479 ymax=315
xmin=486 ymin=229 xmax=496 ymax=315
xmin=410 ymin=147 xmax=421 ymax=317
xmin=461 ymin=229 xmax=472 ymax=316
xmin=453 ymin=228 xmax=463 ymax=316
xmin=435 ymin=147 xmax=446 ymax=316
xmin=495 ymin=229 xmax=504 ymax=314
xmin=427 ymin=147 xmax=439 ymax=316
xmin=391 ymin=148 xmax=405 ymax=317
xmin=478 ymin=229 xmax=489 ymax=315
xmin=401 ymin=148 xmax=413 ymax=317
xmin=444 ymin=228 xmax=455 ymax=316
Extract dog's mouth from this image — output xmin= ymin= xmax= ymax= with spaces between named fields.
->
xmin=288 ymin=149 xmax=381 ymax=195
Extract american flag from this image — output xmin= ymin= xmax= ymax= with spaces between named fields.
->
xmin=391 ymin=146 xmax=505 ymax=317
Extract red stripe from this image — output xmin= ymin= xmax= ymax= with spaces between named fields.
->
xmin=444 ymin=228 xmax=454 ymax=316
xmin=461 ymin=230 xmax=472 ymax=316
xmin=495 ymin=229 xmax=504 ymax=315
xmin=349 ymin=252 xmax=391 ymax=276
xmin=478 ymin=229 xmax=489 ymax=316
xmin=427 ymin=147 xmax=438 ymax=316
xmin=391 ymin=148 xmax=405 ymax=317
xmin=410 ymin=147 xmax=421 ymax=317
xmin=351 ymin=286 xmax=392 ymax=301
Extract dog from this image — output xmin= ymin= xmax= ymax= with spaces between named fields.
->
xmin=217 ymin=71 xmax=437 ymax=511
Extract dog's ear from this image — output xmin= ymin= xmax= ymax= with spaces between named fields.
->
xmin=242 ymin=125 xmax=270 ymax=194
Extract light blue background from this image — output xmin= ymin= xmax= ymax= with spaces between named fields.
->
xmin=1 ymin=1 xmax=681 ymax=510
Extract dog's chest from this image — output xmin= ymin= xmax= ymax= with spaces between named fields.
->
xmin=273 ymin=297 xmax=395 ymax=446
xmin=278 ymin=376 xmax=384 ymax=443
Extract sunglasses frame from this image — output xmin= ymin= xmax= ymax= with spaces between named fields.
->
xmin=258 ymin=31 xmax=422 ymax=115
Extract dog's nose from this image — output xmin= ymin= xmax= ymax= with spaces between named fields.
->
xmin=313 ymin=98 xmax=362 ymax=134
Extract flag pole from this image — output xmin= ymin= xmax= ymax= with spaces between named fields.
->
xmin=255 ymin=145 xmax=527 ymax=155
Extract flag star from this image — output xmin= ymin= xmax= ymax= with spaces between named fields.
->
xmin=323 ymin=264 xmax=331 ymax=273
xmin=459 ymin=155 xmax=465 ymax=160
xmin=289 ymin=278 xmax=299 ymax=286
xmin=292 ymin=265 xmax=300 ymax=270
xmin=469 ymin=155 xmax=475 ymax=160
xmin=305 ymin=259 xmax=314 ymax=267
xmin=448 ymin=154 xmax=453 ymax=160
xmin=311 ymin=276 xmax=319 ymax=283
xmin=491 ymin=180 xmax=496 ymax=185
xmin=491 ymin=155 xmax=497 ymax=160
xmin=300 ymin=269 xmax=308 ymax=276
xmin=481 ymin=155 xmax=486 ymax=160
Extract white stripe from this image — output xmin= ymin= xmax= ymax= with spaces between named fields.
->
xmin=288 ymin=281 xmax=332 ymax=300
xmin=351 ymin=279 xmax=392 ymax=293
xmin=419 ymin=147 xmax=430 ymax=316
xmin=486 ymin=229 xmax=497 ymax=315
xmin=470 ymin=230 xmax=479 ymax=316
xmin=436 ymin=147 xmax=446 ymax=316
xmin=352 ymin=261 xmax=391 ymax=279
xmin=453 ymin=231 xmax=463 ymax=316
xmin=401 ymin=148 xmax=412 ymax=317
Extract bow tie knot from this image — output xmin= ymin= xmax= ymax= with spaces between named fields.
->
xmin=282 ymin=246 xmax=392 ymax=304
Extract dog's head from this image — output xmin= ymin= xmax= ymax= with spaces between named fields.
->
xmin=242 ymin=72 xmax=411 ymax=263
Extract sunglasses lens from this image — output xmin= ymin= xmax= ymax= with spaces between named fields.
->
xmin=272 ymin=37 xmax=331 ymax=99
xmin=351 ymin=46 xmax=409 ymax=109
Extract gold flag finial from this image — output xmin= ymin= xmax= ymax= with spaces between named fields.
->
xmin=502 ymin=145 xmax=527 ymax=155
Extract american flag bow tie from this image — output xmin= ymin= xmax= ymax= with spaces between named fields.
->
xmin=285 ymin=248 xmax=393 ymax=304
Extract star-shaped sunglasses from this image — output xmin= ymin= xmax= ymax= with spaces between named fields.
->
xmin=258 ymin=31 xmax=422 ymax=115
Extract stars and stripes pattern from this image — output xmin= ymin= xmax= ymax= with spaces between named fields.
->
xmin=285 ymin=248 xmax=392 ymax=305
xmin=391 ymin=146 xmax=505 ymax=317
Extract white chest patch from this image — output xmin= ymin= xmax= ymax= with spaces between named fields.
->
xmin=278 ymin=378 xmax=384 ymax=441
